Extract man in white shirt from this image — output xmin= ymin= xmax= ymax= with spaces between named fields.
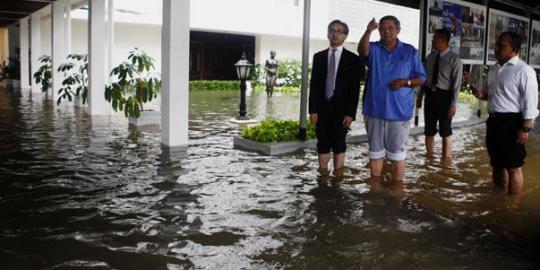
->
xmin=472 ymin=31 xmax=539 ymax=195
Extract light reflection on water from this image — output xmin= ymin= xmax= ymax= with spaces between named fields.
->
xmin=1 ymin=88 xmax=540 ymax=269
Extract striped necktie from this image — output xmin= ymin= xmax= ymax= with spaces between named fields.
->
xmin=325 ymin=48 xmax=337 ymax=99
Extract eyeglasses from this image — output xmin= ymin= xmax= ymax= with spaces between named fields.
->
xmin=329 ymin=29 xmax=346 ymax=35
xmin=379 ymin=26 xmax=398 ymax=32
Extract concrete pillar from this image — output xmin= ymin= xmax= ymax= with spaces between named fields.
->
xmin=87 ymin=0 xmax=109 ymax=115
xmin=20 ymin=17 xmax=31 ymax=89
xmin=298 ymin=0 xmax=310 ymax=140
xmin=30 ymin=13 xmax=42 ymax=92
xmin=52 ymin=0 xmax=67 ymax=101
xmin=65 ymin=0 xmax=72 ymax=54
xmin=107 ymin=0 xmax=114 ymax=81
xmin=161 ymin=0 xmax=189 ymax=149
xmin=8 ymin=25 xmax=19 ymax=60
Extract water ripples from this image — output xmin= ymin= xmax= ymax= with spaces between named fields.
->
xmin=1 ymin=89 xmax=540 ymax=269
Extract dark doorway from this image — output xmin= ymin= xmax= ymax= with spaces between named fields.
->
xmin=189 ymin=31 xmax=255 ymax=80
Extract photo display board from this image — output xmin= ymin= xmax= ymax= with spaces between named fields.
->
xmin=529 ymin=20 xmax=540 ymax=68
xmin=426 ymin=0 xmax=487 ymax=64
xmin=487 ymin=9 xmax=530 ymax=64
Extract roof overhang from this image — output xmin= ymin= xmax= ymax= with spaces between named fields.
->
xmin=0 ymin=0 xmax=56 ymax=27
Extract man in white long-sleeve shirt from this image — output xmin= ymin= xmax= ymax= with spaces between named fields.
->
xmin=472 ymin=31 xmax=539 ymax=195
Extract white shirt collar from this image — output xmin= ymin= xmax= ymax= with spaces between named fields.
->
xmin=329 ymin=45 xmax=344 ymax=52
xmin=439 ymin=48 xmax=450 ymax=57
xmin=498 ymin=55 xmax=520 ymax=67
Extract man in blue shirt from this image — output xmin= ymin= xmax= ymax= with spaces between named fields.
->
xmin=358 ymin=16 xmax=426 ymax=183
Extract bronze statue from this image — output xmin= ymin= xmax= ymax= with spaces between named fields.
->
xmin=264 ymin=50 xmax=278 ymax=97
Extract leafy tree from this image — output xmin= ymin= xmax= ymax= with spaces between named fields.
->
xmin=56 ymin=54 xmax=88 ymax=105
xmin=105 ymin=48 xmax=161 ymax=118
xmin=33 ymin=55 xmax=52 ymax=93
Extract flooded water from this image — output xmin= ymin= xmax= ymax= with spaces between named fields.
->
xmin=1 ymin=88 xmax=540 ymax=269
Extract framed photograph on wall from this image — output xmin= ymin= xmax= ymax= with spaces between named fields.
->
xmin=529 ymin=20 xmax=540 ymax=69
xmin=487 ymin=9 xmax=530 ymax=64
xmin=426 ymin=0 xmax=486 ymax=64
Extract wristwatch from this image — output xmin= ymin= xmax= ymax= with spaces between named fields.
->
xmin=522 ymin=126 xmax=531 ymax=133
xmin=407 ymin=79 xmax=411 ymax=87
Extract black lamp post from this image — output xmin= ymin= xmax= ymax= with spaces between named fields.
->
xmin=234 ymin=52 xmax=253 ymax=120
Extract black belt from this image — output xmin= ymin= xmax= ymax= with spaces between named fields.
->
xmin=488 ymin=112 xmax=521 ymax=118
xmin=430 ymin=87 xmax=450 ymax=92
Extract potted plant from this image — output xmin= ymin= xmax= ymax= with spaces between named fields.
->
xmin=56 ymin=54 xmax=88 ymax=107
xmin=105 ymin=48 xmax=161 ymax=126
xmin=33 ymin=55 xmax=52 ymax=93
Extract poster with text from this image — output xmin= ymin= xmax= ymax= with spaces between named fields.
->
xmin=487 ymin=9 xmax=529 ymax=64
xmin=529 ymin=20 xmax=540 ymax=68
xmin=426 ymin=0 xmax=486 ymax=64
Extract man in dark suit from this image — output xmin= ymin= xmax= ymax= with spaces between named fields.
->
xmin=309 ymin=19 xmax=364 ymax=178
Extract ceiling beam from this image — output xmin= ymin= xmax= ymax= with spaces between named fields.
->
xmin=20 ymin=0 xmax=56 ymax=3
xmin=0 ymin=10 xmax=31 ymax=15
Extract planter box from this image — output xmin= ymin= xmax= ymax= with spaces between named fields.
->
xmin=128 ymin=110 xmax=161 ymax=128
xmin=233 ymin=116 xmax=488 ymax=156
xmin=234 ymin=136 xmax=316 ymax=155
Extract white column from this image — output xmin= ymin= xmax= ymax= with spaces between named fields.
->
xmin=65 ymin=0 xmax=72 ymax=54
xmin=52 ymin=0 xmax=66 ymax=101
xmin=8 ymin=25 xmax=19 ymax=60
xmin=161 ymin=0 xmax=189 ymax=148
xmin=87 ymin=0 xmax=109 ymax=115
xmin=30 ymin=13 xmax=42 ymax=92
xmin=107 ymin=0 xmax=114 ymax=81
xmin=20 ymin=17 xmax=31 ymax=89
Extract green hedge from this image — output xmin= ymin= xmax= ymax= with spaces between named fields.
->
xmin=241 ymin=119 xmax=316 ymax=143
xmin=253 ymin=84 xmax=300 ymax=94
xmin=189 ymin=80 xmax=240 ymax=91
xmin=189 ymin=80 xmax=367 ymax=93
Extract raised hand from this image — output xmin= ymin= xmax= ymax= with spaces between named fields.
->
xmin=367 ymin=18 xmax=379 ymax=33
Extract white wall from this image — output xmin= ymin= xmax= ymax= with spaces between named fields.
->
xmin=0 ymin=28 xmax=8 ymax=64
xmin=257 ymin=34 xmax=358 ymax=64
xmin=68 ymin=19 xmax=161 ymax=75
xmin=65 ymin=0 xmax=421 ymax=71
xmin=41 ymin=17 xmax=51 ymax=57
xmin=71 ymin=18 xmax=87 ymax=54
xmin=70 ymin=0 xmax=420 ymax=46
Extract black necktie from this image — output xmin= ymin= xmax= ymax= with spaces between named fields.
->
xmin=431 ymin=53 xmax=440 ymax=88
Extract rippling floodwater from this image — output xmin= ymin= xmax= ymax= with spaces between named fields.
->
xmin=1 ymin=88 xmax=540 ymax=269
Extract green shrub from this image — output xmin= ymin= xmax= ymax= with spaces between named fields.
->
xmin=249 ymin=63 xmax=263 ymax=81
xmin=33 ymin=55 xmax=52 ymax=93
xmin=104 ymin=48 xmax=160 ymax=118
xmin=56 ymin=53 xmax=88 ymax=105
xmin=253 ymin=84 xmax=300 ymax=93
xmin=241 ymin=119 xmax=316 ymax=143
xmin=277 ymin=59 xmax=305 ymax=87
xmin=458 ymin=90 xmax=477 ymax=104
xmin=189 ymin=80 xmax=240 ymax=90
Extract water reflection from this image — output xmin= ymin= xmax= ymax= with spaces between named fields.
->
xmin=1 ymin=88 xmax=540 ymax=269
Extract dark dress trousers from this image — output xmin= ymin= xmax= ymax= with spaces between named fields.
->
xmin=308 ymin=48 xmax=364 ymax=154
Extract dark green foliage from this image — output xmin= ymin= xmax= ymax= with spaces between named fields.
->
xmin=4 ymin=47 xmax=20 ymax=80
xmin=189 ymin=80 xmax=240 ymax=91
xmin=248 ymin=63 xmax=262 ymax=81
xmin=33 ymin=55 xmax=52 ymax=93
xmin=241 ymin=119 xmax=316 ymax=143
xmin=56 ymin=54 xmax=88 ymax=105
xmin=104 ymin=48 xmax=161 ymax=118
